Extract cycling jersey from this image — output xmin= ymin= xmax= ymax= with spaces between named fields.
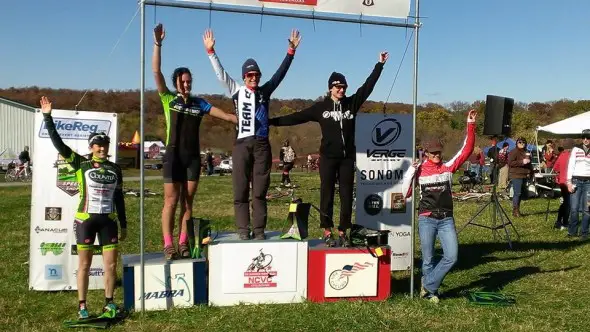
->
xmin=42 ymin=113 xmax=127 ymax=229
xmin=207 ymin=50 xmax=294 ymax=140
xmin=402 ymin=122 xmax=476 ymax=215
xmin=159 ymin=92 xmax=212 ymax=158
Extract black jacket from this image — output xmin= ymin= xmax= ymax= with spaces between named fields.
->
xmin=269 ymin=62 xmax=384 ymax=159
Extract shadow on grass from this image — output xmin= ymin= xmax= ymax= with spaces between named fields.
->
xmin=390 ymin=239 xmax=586 ymax=295
xmin=442 ymin=265 xmax=581 ymax=298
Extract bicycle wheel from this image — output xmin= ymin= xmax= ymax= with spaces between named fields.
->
xmin=5 ymin=169 xmax=17 ymax=182
xmin=259 ymin=254 xmax=273 ymax=269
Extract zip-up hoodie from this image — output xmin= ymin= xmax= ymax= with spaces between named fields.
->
xmin=268 ymin=62 xmax=384 ymax=159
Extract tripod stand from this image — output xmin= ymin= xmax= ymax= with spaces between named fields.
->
xmin=457 ymin=165 xmax=520 ymax=249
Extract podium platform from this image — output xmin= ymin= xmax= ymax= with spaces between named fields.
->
xmin=122 ymin=252 xmax=207 ymax=311
xmin=208 ymin=231 xmax=308 ymax=306
xmin=307 ymin=240 xmax=391 ymax=303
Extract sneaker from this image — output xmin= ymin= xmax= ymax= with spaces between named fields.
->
xmin=323 ymin=232 xmax=336 ymax=247
xmin=423 ymin=292 xmax=440 ymax=304
xmin=164 ymin=245 xmax=178 ymax=260
xmin=337 ymin=232 xmax=350 ymax=247
xmin=101 ymin=303 xmax=118 ymax=319
xmin=178 ymin=243 xmax=191 ymax=258
xmin=78 ymin=308 xmax=89 ymax=320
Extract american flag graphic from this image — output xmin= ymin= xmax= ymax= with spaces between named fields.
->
xmin=340 ymin=262 xmax=374 ymax=277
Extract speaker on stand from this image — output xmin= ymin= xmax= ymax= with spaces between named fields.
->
xmin=458 ymin=95 xmax=520 ymax=249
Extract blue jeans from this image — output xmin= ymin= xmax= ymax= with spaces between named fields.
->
xmin=568 ymin=178 xmax=590 ymax=237
xmin=511 ymin=178 xmax=525 ymax=206
xmin=418 ymin=216 xmax=458 ymax=294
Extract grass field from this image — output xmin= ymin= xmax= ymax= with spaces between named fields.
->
xmin=0 ymin=172 xmax=588 ymax=332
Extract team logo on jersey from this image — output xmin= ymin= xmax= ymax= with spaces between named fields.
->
xmin=55 ymin=154 xmax=79 ymax=196
xmin=322 ymin=110 xmax=354 ymax=121
xmin=87 ymin=168 xmax=117 ymax=185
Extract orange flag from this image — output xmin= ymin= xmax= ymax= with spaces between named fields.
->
xmin=131 ymin=130 xmax=140 ymax=145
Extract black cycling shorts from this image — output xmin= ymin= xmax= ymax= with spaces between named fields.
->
xmin=75 ymin=214 xmax=118 ymax=250
xmin=163 ymin=150 xmax=201 ymax=183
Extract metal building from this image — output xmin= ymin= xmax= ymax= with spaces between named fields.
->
xmin=0 ymin=97 xmax=36 ymax=162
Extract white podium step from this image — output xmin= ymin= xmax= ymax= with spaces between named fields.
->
xmin=208 ymin=231 xmax=308 ymax=306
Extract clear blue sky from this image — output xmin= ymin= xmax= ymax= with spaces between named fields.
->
xmin=1 ymin=0 xmax=588 ymax=106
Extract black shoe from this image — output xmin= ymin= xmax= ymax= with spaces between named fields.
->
xmin=337 ymin=232 xmax=350 ymax=247
xmin=324 ymin=233 xmax=336 ymax=247
xmin=253 ymin=233 xmax=266 ymax=240
xmin=239 ymin=233 xmax=251 ymax=241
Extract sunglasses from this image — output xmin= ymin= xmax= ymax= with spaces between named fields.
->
xmin=245 ymin=72 xmax=260 ymax=79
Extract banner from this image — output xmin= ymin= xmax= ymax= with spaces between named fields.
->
xmin=174 ymin=0 xmax=411 ymax=19
xmin=29 ymin=109 xmax=118 ymax=291
xmin=355 ymin=113 xmax=413 ymax=271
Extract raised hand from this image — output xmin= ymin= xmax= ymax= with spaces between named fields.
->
xmin=379 ymin=51 xmax=389 ymax=63
xmin=40 ymin=96 xmax=52 ymax=114
xmin=288 ymin=29 xmax=302 ymax=49
xmin=154 ymin=23 xmax=165 ymax=45
xmin=203 ymin=28 xmax=215 ymax=52
xmin=467 ymin=109 xmax=477 ymax=122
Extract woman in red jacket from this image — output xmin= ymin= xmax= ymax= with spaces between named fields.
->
xmin=552 ymin=139 xmax=574 ymax=229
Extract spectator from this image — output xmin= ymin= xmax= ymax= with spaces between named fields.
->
xmin=487 ymin=136 xmax=500 ymax=185
xmin=468 ymin=146 xmax=485 ymax=179
xmin=552 ymin=138 xmax=574 ymax=230
xmin=565 ymin=129 xmax=590 ymax=240
xmin=508 ymin=137 xmax=533 ymax=217
xmin=497 ymin=142 xmax=510 ymax=191
xmin=206 ymin=149 xmax=214 ymax=176
xmin=279 ymin=139 xmax=296 ymax=186
xmin=543 ymin=141 xmax=558 ymax=172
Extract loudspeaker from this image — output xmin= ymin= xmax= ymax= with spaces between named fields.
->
xmin=483 ymin=95 xmax=514 ymax=136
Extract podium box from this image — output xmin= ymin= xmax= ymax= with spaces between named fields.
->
xmin=307 ymin=240 xmax=391 ymax=303
xmin=208 ymin=231 xmax=308 ymax=306
xmin=122 ymin=252 xmax=207 ymax=311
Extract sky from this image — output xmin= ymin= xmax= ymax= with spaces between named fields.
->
xmin=1 ymin=0 xmax=588 ymax=106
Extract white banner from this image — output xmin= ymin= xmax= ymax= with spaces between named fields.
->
xmin=29 ymin=109 xmax=118 ymax=291
xmin=355 ymin=113 xmax=413 ymax=271
xmin=174 ymin=0 xmax=411 ymax=19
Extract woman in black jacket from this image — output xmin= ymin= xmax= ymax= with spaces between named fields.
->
xmin=269 ymin=51 xmax=388 ymax=246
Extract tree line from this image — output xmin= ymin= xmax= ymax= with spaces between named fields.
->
xmin=2 ymin=87 xmax=589 ymax=157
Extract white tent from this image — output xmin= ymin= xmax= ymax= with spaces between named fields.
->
xmin=536 ymin=111 xmax=590 ymax=138
xmin=534 ymin=111 xmax=590 ymax=173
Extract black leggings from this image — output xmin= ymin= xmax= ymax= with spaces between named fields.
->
xmin=319 ymin=156 xmax=354 ymax=230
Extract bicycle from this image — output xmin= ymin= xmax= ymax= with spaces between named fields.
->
xmin=5 ymin=162 xmax=32 ymax=182
xmin=246 ymin=249 xmax=273 ymax=272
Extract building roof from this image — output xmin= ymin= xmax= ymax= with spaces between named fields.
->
xmin=0 ymin=96 xmax=36 ymax=112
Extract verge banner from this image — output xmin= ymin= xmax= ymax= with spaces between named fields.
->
xmin=29 ymin=109 xmax=118 ymax=291
xmin=172 ymin=0 xmax=411 ymax=19
xmin=355 ymin=113 xmax=413 ymax=271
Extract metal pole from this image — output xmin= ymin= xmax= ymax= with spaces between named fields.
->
xmin=139 ymin=0 xmax=146 ymax=314
xmin=143 ymin=0 xmax=417 ymax=29
xmin=410 ymin=0 xmax=420 ymax=300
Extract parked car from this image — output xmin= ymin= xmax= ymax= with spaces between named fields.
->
xmin=215 ymin=159 xmax=232 ymax=174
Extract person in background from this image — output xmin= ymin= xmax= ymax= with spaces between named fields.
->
xmin=543 ymin=140 xmax=558 ymax=173
xmin=17 ymin=145 xmax=32 ymax=178
xmin=279 ymin=139 xmax=296 ymax=187
xmin=401 ymin=110 xmax=477 ymax=303
xmin=565 ymin=129 xmax=590 ymax=240
xmin=508 ymin=137 xmax=533 ymax=217
xmin=552 ymin=138 xmax=574 ymax=230
xmin=468 ymin=146 xmax=485 ymax=180
xmin=497 ymin=142 xmax=510 ymax=191
xmin=206 ymin=149 xmax=214 ymax=176
xmin=487 ymin=136 xmax=500 ymax=185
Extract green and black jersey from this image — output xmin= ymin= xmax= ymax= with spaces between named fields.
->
xmin=42 ymin=113 xmax=127 ymax=228
xmin=159 ymin=91 xmax=212 ymax=159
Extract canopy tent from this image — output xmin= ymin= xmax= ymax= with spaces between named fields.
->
xmin=536 ymin=111 xmax=590 ymax=138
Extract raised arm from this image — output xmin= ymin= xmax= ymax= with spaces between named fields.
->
xmin=349 ymin=52 xmax=388 ymax=112
xmin=269 ymin=102 xmax=319 ymax=127
xmin=40 ymin=96 xmax=84 ymax=170
xmin=203 ymin=29 xmax=240 ymax=96
xmin=152 ymin=24 xmax=170 ymax=94
xmin=444 ymin=110 xmax=477 ymax=173
xmin=261 ymin=29 xmax=302 ymax=95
